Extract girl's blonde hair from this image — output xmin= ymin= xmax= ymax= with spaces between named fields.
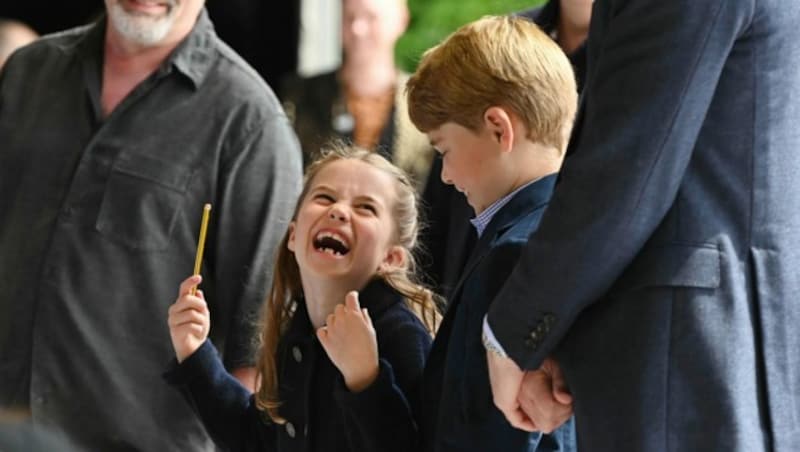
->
xmin=254 ymin=142 xmax=440 ymax=423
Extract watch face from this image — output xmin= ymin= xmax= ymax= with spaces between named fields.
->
xmin=332 ymin=111 xmax=355 ymax=134
xmin=332 ymin=97 xmax=354 ymax=135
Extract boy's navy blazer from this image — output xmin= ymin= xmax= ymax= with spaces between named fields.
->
xmin=421 ymin=174 xmax=560 ymax=452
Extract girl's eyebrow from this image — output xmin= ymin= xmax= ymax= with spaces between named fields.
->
xmin=311 ymin=184 xmax=385 ymax=208
xmin=309 ymin=184 xmax=336 ymax=194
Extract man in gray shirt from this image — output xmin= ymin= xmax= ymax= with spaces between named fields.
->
xmin=0 ymin=0 xmax=302 ymax=450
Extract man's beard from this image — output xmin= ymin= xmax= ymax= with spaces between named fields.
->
xmin=107 ymin=1 xmax=178 ymax=46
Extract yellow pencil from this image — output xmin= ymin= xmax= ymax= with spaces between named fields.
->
xmin=190 ymin=203 xmax=212 ymax=296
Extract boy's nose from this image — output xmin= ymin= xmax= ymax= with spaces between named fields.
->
xmin=440 ymin=165 xmax=453 ymax=185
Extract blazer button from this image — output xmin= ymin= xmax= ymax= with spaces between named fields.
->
xmin=286 ymin=421 xmax=296 ymax=438
xmin=524 ymin=337 xmax=539 ymax=349
xmin=543 ymin=314 xmax=556 ymax=326
xmin=292 ymin=346 xmax=303 ymax=363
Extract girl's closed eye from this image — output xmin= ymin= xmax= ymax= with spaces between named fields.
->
xmin=357 ymin=203 xmax=378 ymax=215
xmin=314 ymin=193 xmax=335 ymax=204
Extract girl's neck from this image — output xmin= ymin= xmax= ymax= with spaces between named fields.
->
xmin=303 ymin=275 xmax=370 ymax=329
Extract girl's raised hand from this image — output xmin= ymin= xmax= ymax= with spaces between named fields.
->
xmin=168 ymin=275 xmax=210 ymax=362
xmin=317 ymin=291 xmax=379 ymax=392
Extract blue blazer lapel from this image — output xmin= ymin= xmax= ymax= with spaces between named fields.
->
xmin=447 ymin=174 xmax=558 ymax=311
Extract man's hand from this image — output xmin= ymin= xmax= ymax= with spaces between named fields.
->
xmin=487 ymin=350 xmax=537 ymax=431
xmin=517 ymin=357 xmax=573 ymax=433
xmin=317 ymin=291 xmax=379 ymax=392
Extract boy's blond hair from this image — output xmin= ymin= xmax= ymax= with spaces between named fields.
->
xmin=406 ymin=15 xmax=578 ymax=151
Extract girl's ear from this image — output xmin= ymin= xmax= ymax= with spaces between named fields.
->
xmin=286 ymin=222 xmax=297 ymax=252
xmin=379 ymin=245 xmax=406 ymax=273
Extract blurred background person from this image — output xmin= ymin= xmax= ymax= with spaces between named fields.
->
xmin=0 ymin=18 xmax=38 ymax=69
xmin=518 ymin=0 xmax=590 ymax=89
xmin=283 ymin=0 xmax=434 ymax=189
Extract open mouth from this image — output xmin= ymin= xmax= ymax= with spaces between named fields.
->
xmin=313 ymin=231 xmax=351 ymax=256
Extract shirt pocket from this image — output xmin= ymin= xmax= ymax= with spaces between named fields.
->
xmin=95 ymin=152 xmax=192 ymax=251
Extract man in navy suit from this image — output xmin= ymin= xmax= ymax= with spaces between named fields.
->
xmin=485 ymin=0 xmax=800 ymax=450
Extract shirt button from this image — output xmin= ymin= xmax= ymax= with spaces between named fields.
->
xmin=285 ymin=421 xmax=296 ymax=438
xmin=292 ymin=346 xmax=302 ymax=363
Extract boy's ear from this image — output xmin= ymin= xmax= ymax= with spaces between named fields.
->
xmin=379 ymin=245 xmax=406 ymax=273
xmin=483 ymin=106 xmax=514 ymax=152
xmin=286 ymin=222 xmax=297 ymax=252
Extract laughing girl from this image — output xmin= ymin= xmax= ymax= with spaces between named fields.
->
xmin=165 ymin=144 xmax=438 ymax=452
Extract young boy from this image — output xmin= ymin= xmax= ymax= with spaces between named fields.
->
xmin=406 ymin=16 xmax=578 ymax=452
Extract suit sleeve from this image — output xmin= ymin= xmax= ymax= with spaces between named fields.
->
xmin=206 ymin=111 xmax=302 ymax=370
xmin=487 ymin=0 xmax=754 ymax=369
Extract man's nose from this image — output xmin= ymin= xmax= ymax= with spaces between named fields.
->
xmin=349 ymin=17 xmax=369 ymax=38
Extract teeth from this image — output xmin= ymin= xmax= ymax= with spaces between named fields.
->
xmin=315 ymin=230 xmax=348 ymax=246
xmin=313 ymin=229 xmax=350 ymax=256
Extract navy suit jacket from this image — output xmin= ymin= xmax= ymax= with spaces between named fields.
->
xmin=422 ymin=175 xmax=573 ymax=452
xmin=488 ymin=1 xmax=800 ymax=451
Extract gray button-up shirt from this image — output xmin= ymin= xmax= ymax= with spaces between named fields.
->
xmin=0 ymin=10 xmax=302 ymax=451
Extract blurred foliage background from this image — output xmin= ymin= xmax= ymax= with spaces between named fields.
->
xmin=396 ymin=0 xmax=546 ymax=72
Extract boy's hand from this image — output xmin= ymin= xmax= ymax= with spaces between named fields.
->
xmin=488 ymin=351 xmax=536 ymax=431
xmin=317 ymin=291 xmax=379 ymax=392
xmin=168 ymin=275 xmax=210 ymax=363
